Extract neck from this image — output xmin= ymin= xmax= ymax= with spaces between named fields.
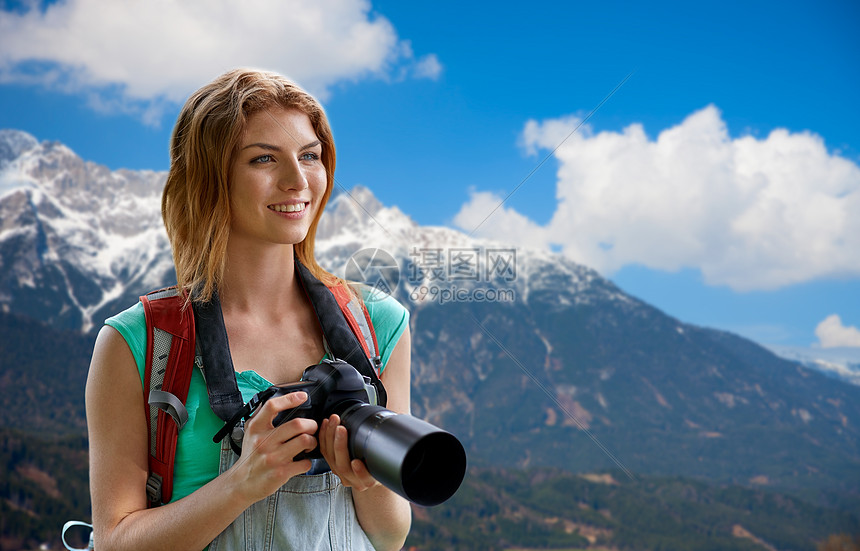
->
xmin=219 ymin=239 xmax=303 ymax=317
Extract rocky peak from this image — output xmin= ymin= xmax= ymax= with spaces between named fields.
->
xmin=0 ymin=129 xmax=39 ymax=167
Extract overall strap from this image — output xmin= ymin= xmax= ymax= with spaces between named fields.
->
xmin=141 ymin=287 xmax=196 ymax=507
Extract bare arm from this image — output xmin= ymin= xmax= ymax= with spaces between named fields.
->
xmin=86 ymin=325 xmax=318 ymax=551
xmin=319 ymin=326 xmax=413 ymax=551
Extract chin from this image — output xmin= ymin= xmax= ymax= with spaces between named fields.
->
xmin=282 ymin=230 xmax=312 ymax=245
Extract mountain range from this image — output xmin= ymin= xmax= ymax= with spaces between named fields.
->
xmin=1 ymin=129 xmax=859 ymax=549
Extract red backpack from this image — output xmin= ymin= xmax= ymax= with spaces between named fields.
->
xmin=140 ymin=264 xmax=383 ymax=507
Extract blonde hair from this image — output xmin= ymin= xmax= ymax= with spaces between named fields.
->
xmin=162 ymin=68 xmax=340 ymax=302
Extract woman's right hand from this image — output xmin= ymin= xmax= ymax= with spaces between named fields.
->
xmin=227 ymin=391 xmax=319 ymax=503
xmin=90 ymin=325 xmax=296 ymax=550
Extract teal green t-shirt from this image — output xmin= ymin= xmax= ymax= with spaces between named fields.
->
xmin=105 ymin=290 xmax=409 ymax=503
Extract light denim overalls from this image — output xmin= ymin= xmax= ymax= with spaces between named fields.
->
xmin=208 ymin=439 xmax=377 ymax=551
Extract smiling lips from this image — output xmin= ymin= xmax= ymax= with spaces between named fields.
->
xmin=268 ymin=202 xmax=307 ymax=213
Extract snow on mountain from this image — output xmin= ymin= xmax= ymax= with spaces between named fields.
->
xmin=0 ymin=129 xmax=626 ymax=332
xmin=318 ymin=185 xmax=624 ymax=311
xmin=0 ymin=129 xmax=171 ymax=331
xmin=1 ymin=127 xmax=829 ymax=369
xmin=4 ymin=130 xmax=860 ymax=493
xmin=0 ymin=129 xmax=39 ymax=169
xmin=768 ymin=345 xmax=860 ymax=386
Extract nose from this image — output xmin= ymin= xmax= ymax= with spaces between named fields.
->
xmin=277 ymin=158 xmax=309 ymax=191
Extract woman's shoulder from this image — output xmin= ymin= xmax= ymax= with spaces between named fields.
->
xmin=104 ymin=301 xmax=147 ymax=374
xmin=359 ymin=287 xmax=409 ymax=328
xmin=106 ymin=300 xmax=145 ymax=326
xmin=353 ymin=287 xmax=410 ymax=372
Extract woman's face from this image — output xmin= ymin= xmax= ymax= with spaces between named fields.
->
xmin=229 ymin=106 xmax=327 ymax=249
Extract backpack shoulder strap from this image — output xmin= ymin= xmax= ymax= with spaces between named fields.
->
xmin=140 ymin=287 xmax=196 ymax=507
xmin=328 ymin=283 xmax=382 ymax=375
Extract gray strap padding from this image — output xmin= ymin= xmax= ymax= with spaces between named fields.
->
xmin=149 ymin=390 xmax=189 ymax=430
xmin=344 ymin=295 xmax=382 ymax=370
xmin=149 ymin=327 xmax=173 ymax=455
xmin=147 ymin=287 xmax=181 ymax=301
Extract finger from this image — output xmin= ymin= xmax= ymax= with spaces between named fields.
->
xmin=293 ymin=432 xmax=318 ymax=455
xmin=346 ymin=458 xmax=379 ymax=491
xmin=241 ymin=417 xmax=316 ymax=460
xmin=351 ymin=459 xmax=370 ymax=478
xmin=319 ymin=418 xmax=331 ymax=456
xmin=250 ymin=391 xmax=309 ymax=429
xmin=332 ymin=424 xmax=354 ymax=475
xmin=327 ymin=415 xmax=341 ymax=458
xmin=267 ymin=431 xmax=319 ymax=469
xmin=319 ymin=415 xmax=338 ymax=459
xmin=273 ymin=417 xmax=318 ymax=445
xmin=319 ymin=416 xmax=346 ymax=475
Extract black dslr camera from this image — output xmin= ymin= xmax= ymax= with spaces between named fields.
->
xmin=225 ymin=359 xmax=466 ymax=507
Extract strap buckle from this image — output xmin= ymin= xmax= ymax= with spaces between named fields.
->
xmin=148 ymin=390 xmax=189 ymax=430
xmin=146 ymin=473 xmax=163 ymax=504
xmin=212 ymin=387 xmax=277 ymax=447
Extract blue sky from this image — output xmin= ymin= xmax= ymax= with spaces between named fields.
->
xmin=1 ymin=0 xmax=858 ymax=350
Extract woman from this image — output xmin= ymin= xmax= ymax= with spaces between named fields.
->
xmin=85 ymin=68 xmax=412 ymax=550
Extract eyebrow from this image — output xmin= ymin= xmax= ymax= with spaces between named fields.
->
xmin=241 ymin=140 xmax=321 ymax=152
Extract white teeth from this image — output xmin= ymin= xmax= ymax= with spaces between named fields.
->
xmin=270 ymin=203 xmax=306 ymax=213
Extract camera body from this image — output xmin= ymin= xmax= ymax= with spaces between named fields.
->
xmin=253 ymin=358 xmax=467 ymax=506
xmin=268 ymin=359 xmax=378 ymax=459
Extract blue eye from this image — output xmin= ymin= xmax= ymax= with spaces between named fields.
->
xmin=252 ymin=154 xmax=274 ymax=164
xmin=300 ymin=152 xmax=320 ymax=161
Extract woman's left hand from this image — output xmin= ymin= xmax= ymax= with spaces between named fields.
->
xmin=319 ymin=414 xmax=381 ymax=492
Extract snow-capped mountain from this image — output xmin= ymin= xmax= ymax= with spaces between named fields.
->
xmin=0 ymin=129 xmax=171 ymax=331
xmin=318 ymin=184 xmax=628 ymax=309
xmin=0 ymin=129 xmax=621 ymax=332
xmin=769 ymin=345 xmax=860 ymax=386
xmin=2 ymin=129 xmax=860 ymax=494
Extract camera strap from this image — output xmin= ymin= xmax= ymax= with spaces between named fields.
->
xmin=192 ymin=289 xmax=246 ymax=424
xmin=194 ymin=258 xmax=388 ymax=447
xmin=211 ymin=386 xmax=278 ymax=449
xmin=294 ymin=258 xmax=387 ymax=407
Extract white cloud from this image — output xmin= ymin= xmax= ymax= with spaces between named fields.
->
xmin=815 ymin=314 xmax=860 ymax=348
xmin=452 ymin=189 xmax=550 ymax=247
xmin=412 ymin=53 xmax=443 ymax=80
xmin=456 ymin=105 xmax=860 ymax=291
xmin=0 ymin=0 xmax=436 ymax=118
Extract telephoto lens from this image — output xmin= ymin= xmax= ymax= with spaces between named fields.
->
xmin=248 ymin=360 xmax=467 ymax=506
xmin=340 ymin=403 xmax=467 ymax=506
